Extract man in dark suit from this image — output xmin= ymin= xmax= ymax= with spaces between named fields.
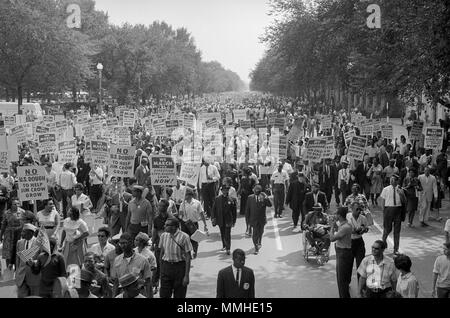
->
xmin=15 ymin=224 xmax=40 ymax=298
xmin=245 ymin=185 xmax=272 ymax=255
xmin=211 ymin=185 xmax=237 ymax=255
xmin=318 ymin=159 xmax=335 ymax=205
xmin=332 ymin=156 xmax=341 ymax=205
xmin=216 ymin=249 xmax=255 ymax=298
xmin=354 ymin=154 xmax=371 ymax=199
xmin=286 ymin=171 xmax=307 ymax=232
xmin=304 ymin=183 xmax=328 ymax=213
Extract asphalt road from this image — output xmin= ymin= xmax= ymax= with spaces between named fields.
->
xmin=0 ymin=118 xmax=448 ymax=298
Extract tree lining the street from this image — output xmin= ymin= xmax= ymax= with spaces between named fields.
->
xmin=250 ymin=0 xmax=450 ymax=114
xmin=0 ymin=0 xmax=245 ymax=107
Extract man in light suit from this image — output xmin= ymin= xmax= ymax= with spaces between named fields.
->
xmin=216 ymin=249 xmax=255 ymax=298
xmin=15 ymin=224 xmax=40 ymax=298
xmin=245 ymin=185 xmax=272 ymax=255
xmin=417 ymin=167 xmax=438 ymax=227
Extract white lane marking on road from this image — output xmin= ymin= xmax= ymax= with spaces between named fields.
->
xmin=271 ymin=215 xmax=283 ymax=251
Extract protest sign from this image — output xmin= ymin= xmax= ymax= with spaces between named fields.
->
xmin=0 ymin=151 xmax=8 ymax=173
xmin=35 ymin=125 xmax=50 ymax=135
xmin=344 ymin=130 xmax=356 ymax=145
xmin=372 ymin=118 xmax=382 ymax=132
xmin=273 ymin=117 xmax=285 ymax=129
xmin=17 ymin=166 xmax=48 ymax=202
xmin=106 ymin=117 xmax=119 ymax=127
xmin=38 ymin=133 xmax=57 ymax=155
xmin=91 ymin=141 xmax=109 ymax=166
xmin=122 ymin=111 xmax=136 ymax=127
xmin=321 ymin=116 xmax=332 ymax=130
xmin=233 ymin=109 xmax=247 ymax=122
xmin=204 ymin=118 xmax=219 ymax=129
xmin=108 ymin=146 xmax=136 ymax=178
xmin=360 ymin=124 xmax=373 ymax=136
xmin=166 ymin=120 xmax=180 ymax=136
xmin=424 ymin=127 xmax=444 ymax=150
xmin=381 ymin=124 xmax=393 ymax=139
xmin=200 ymin=112 xmax=221 ymax=122
xmin=255 ymin=119 xmax=267 ymax=129
xmin=347 ymin=136 xmax=367 ymax=161
xmin=305 ymin=138 xmax=326 ymax=163
xmin=114 ymin=126 xmax=131 ymax=146
xmin=240 ymin=120 xmax=251 ymax=129
xmin=11 ymin=125 xmax=27 ymax=144
xmin=410 ymin=121 xmax=424 ymax=141
xmin=149 ymin=155 xmax=177 ymax=186
xmin=15 ymin=115 xmax=26 ymax=125
xmin=183 ymin=114 xmax=195 ymax=129
xmin=321 ymin=136 xmax=335 ymax=159
xmin=278 ymin=135 xmax=288 ymax=160
xmin=57 ymin=140 xmax=77 ymax=163
xmin=43 ymin=115 xmax=54 ymax=122
xmin=4 ymin=116 xmax=15 ymax=128
xmin=84 ymin=141 xmax=92 ymax=163
xmin=179 ymin=162 xmax=201 ymax=186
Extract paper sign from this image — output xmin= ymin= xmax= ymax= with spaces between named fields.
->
xmin=179 ymin=162 xmax=201 ymax=186
xmin=38 ymin=133 xmax=57 ymax=155
xmin=122 ymin=111 xmax=136 ymax=128
xmin=321 ymin=116 xmax=332 ymax=130
xmin=381 ymin=124 xmax=393 ymax=139
xmin=108 ymin=146 xmax=136 ymax=178
xmin=424 ymin=127 xmax=444 ymax=150
xmin=410 ymin=121 xmax=424 ymax=141
xmin=347 ymin=136 xmax=368 ymax=161
xmin=114 ymin=126 xmax=131 ymax=146
xmin=305 ymin=138 xmax=326 ymax=163
xmin=233 ymin=109 xmax=247 ymax=123
xmin=149 ymin=155 xmax=177 ymax=186
xmin=57 ymin=140 xmax=77 ymax=163
xmin=322 ymin=136 xmax=335 ymax=159
xmin=360 ymin=124 xmax=373 ymax=136
xmin=17 ymin=166 xmax=48 ymax=202
xmin=91 ymin=140 xmax=109 ymax=166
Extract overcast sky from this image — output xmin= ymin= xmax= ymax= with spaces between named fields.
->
xmin=94 ymin=0 xmax=274 ymax=83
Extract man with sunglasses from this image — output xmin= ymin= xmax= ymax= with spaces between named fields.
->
xmin=89 ymin=226 xmax=115 ymax=263
xmin=158 ymin=217 xmax=193 ymax=298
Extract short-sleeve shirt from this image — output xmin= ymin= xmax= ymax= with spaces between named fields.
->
xmin=433 ymin=255 xmax=450 ymax=288
xmin=62 ymin=218 xmax=88 ymax=242
xmin=179 ymin=199 xmax=204 ymax=223
xmin=134 ymin=247 xmax=157 ymax=270
xmin=334 ymin=222 xmax=352 ymax=249
xmin=159 ymin=230 xmax=193 ymax=262
xmin=380 ymin=185 xmax=402 ymax=207
xmin=271 ymin=171 xmax=288 ymax=184
xmin=111 ymin=252 xmax=152 ymax=283
xmin=357 ymin=255 xmax=398 ymax=289
xmin=346 ymin=212 xmax=368 ymax=240
xmin=396 ymin=272 xmax=419 ymax=298
xmin=89 ymin=242 xmax=116 ymax=259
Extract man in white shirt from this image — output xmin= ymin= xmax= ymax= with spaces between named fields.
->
xmin=417 ymin=167 xmax=438 ymax=227
xmin=199 ymin=160 xmax=220 ymax=219
xmin=380 ymin=174 xmax=404 ymax=254
xmin=89 ymin=226 xmax=115 ymax=261
xmin=338 ymin=160 xmax=351 ymax=204
xmin=178 ymin=188 xmax=208 ymax=259
xmin=58 ymin=162 xmax=77 ymax=218
xmin=271 ymin=163 xmax=289 ymax=218
xmin=172 ymin=179 xmax=186 ymax=211
xmin=89 ymin=163 xmax=104 ymax=213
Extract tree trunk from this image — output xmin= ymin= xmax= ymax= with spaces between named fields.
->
xmin=17 ymin=85 xmax=23 ymax=114
xmin=27 ymin=90 xmax=31 ymax=103
xmin=5 ymin=88 xmax=10 ymax=102
xmin=72 ymin=86 xmax=77 ymax=102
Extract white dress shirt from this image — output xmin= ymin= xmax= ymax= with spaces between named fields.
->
xmin=179 ymin=198 xmax=204 ymax=223
xmin=338 ymin=168 xmax=351 ymax=185
xmin=380 ymin=185 xmax=402 ymax=207
xmin=199 ymin=164 xmax=220 ymax=186
xmin=59 ymin=169 xmax=77 ymax=190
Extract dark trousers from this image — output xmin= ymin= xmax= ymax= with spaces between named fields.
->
xmin=240 ymin=194 xmax=249 ymax=216
xmin=181 ymin=221 xmax=199 ymax=254
xmin=407 ymin=197 xmax=418 ymax=224
xmin=153 ymin=248 xmax=161 ymax=288
xmin=219 ymin=226 xmax=231 ymax=250
xmin=351 ymin=238 xmax=366 ymax=281
xmin=273 ymin=185 xmax=285 ymax=216
xmin=321 ymin=186 xmax=332 ymax=204
xmin=90 ymin=184 xmax=103 ymax=211
xmin=335 ymin=247 xmax=353 ymax=298
xmin=252 ymin=222 xmax=265 ymax=248
xmin=292 ymin=206 xmax=301 ymax=227
xmin=382 ymin=207 xmax=402 ymax=251
xmin=110 ymin=211 xmax=127 ymax=237
xmin=61 ymin=189 xmax=73 ymax=218
xmin=201 ymin=182 xmax=215 ymax=218
xmin=334 ymin=186 xmax=341 ymax=204
xmin=159 ymin=261 xmax=187 ymax=298
xmin=127 ymin=223 xmax=149 ymax=241
xmin=437 ymin=287 xmax=450 ymax=298
xmin=340 ymin=184 xmax=349 ymax=205
xmin=365 ymin=287 xmax=392 ymax=298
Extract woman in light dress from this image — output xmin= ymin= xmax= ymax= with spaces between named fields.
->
xmin=59 ymin=207 xmax=89 ymax=267
xmin=36 ymin=198 xmax=61 ymax=239
xmin=70 ymin=183 xmax=94 ymax=233
xmin=367 ymin=157 xmax=383 ymax=206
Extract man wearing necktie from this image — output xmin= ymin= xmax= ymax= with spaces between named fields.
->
xmin=15 ymin=224 xmax=40 ymax=298
xmin=216 ymin=249 xmax=255 ymax=298
xmin=380 ymin=174 xmax=404 ymax=255
xmin=319 ymin=159 xmax=334 ymax=205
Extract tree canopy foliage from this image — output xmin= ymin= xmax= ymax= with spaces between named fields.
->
xmin=250 ymin=0 xmax=450 ymax=107
xmin=0 ymin=0 xmax=245 ymax=106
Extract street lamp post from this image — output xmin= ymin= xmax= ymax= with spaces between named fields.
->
xmin=97 ymin=63 xmax=103 ymax=114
